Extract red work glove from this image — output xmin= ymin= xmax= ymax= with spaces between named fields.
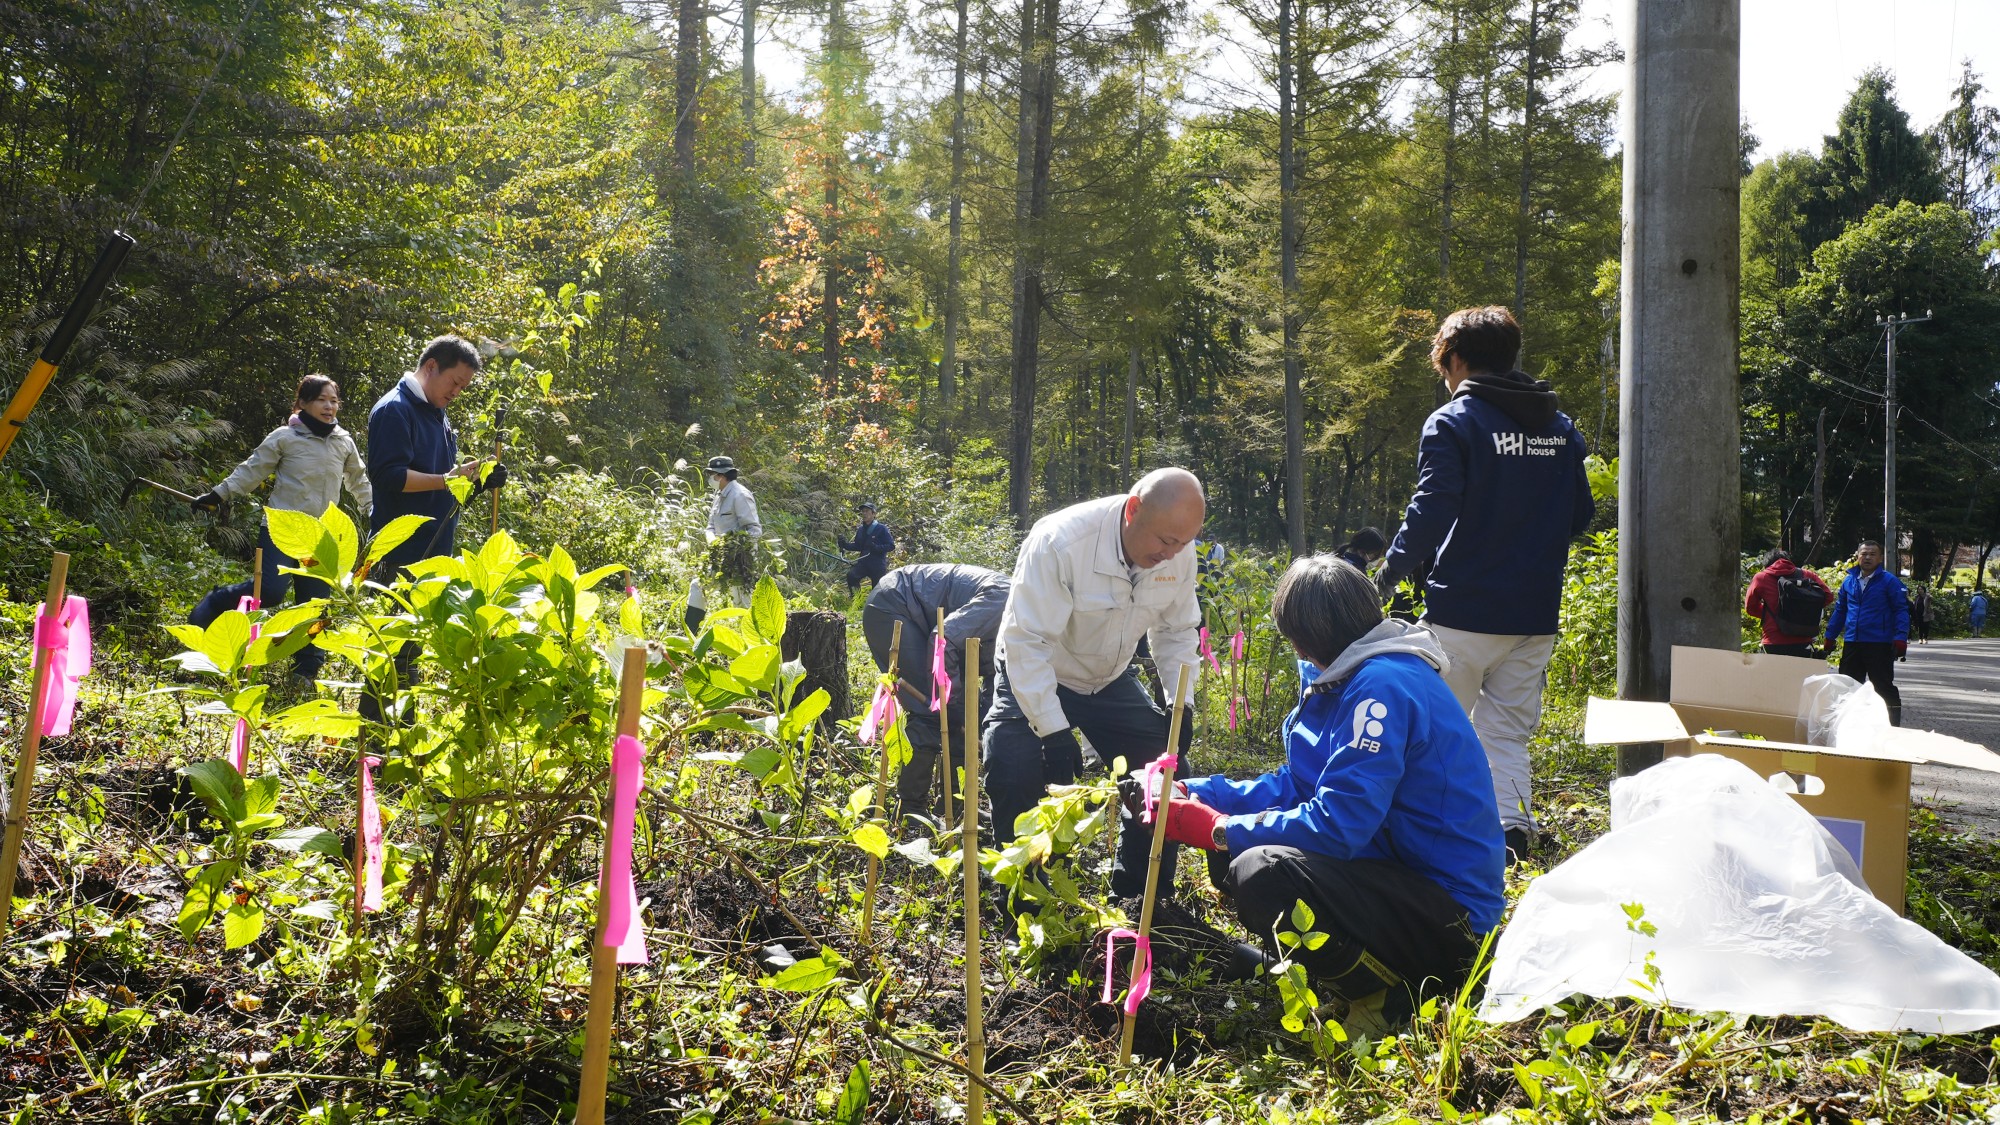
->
xmin=1894 ymin=640 xmax=1908 ymax=658
xmin=1163 ymin=797 xmax=1227 ymax=852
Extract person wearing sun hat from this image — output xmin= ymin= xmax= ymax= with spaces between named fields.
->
xmin=686 ymin=455 xmax=763 ymax=630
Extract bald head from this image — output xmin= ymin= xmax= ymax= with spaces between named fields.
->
xmin=1121 ymin=468 xmax=1206 ymax=569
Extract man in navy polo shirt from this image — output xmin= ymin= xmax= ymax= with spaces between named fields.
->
xmin=1376 ymin=306 xmax=1594 ymax=864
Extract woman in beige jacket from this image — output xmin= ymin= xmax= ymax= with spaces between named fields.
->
xmin=188 ymin=375 xmax=371 ymax=681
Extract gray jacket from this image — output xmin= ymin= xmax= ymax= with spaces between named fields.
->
xmin=873 ymin=563 xmax=1011 ymax=683
xmin=707 ymin=479 xmax=762 ymax=538
xmin=215 ymin=417 xmax=372 ymax=519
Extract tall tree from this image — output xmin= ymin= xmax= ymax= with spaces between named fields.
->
xmin=1006 ymin=0 xmax=1056 ymax=524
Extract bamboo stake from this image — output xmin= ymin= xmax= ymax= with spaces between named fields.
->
xmin=0 ymin=553 xmax=70 ymax=933
xmin=489 ymin=406 xmax=506 ymax=535
xmin=251 ymin=547 xmax=263 ymax=607
xmin=860 ymin=620 xmax=904 ymax=943
xmin=576 ymin=646 xmax=649 ymax=1125
xmin=961 ymin=637 xmax=985 ymax=1125
xmin=937 ymin=606 xmax=955 ymax=830
xmin=1118 ymin=663 xmax=1192 ymax=1066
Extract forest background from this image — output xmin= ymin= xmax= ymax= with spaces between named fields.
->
xmin=2 ymin=0 xmax=1999 ymax=585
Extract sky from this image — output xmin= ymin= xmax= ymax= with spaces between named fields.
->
xmin=744 ymin=0 xmax=1999 ymax=163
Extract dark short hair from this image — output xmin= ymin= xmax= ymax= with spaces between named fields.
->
xmin=1760 ymin=548 xmax=1791 ymax=568
xmin=1273 ymin=554 xmax=1384 ymax=668
xmin=1345 ymin=527 xmax=1387 ymax=556
xmin=1431 ymin=305 xmax=1521 ymax=375
xmin=419 ymin=334 xmax=481 ymax=375
xmin=1857 ymin=540 xmax=1882 ymax=552
xmin=296 ymin=374 xmax=337 ymax=404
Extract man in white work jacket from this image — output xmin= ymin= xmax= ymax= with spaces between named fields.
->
xmin=985 ymin=467 xmax=1206 ymax=900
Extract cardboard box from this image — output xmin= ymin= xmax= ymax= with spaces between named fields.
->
xmin=1584 ymin=646 xmax=2000 ymax=915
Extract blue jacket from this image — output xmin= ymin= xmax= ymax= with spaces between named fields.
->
xmin=1185 ymin=625 xmax=1507 ymax=932
xmin=845 ymin=520 xmax=895 ymax=560
xmin=1383 ymin=373 xmax=1594 ymax=636
xmin=367 ymin=375 xmax=460 ymax=571
xmin=1825 ymin=567 xmax=1910 ymax=644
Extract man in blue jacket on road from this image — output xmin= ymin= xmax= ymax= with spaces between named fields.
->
xmin=1149 ymin=555 xmax=1505 ymax=1031
xmin=1375 ymin=306 xmax=1593 ymax=864
xmin=1824 ymin=539 xmax=1910 ymax=725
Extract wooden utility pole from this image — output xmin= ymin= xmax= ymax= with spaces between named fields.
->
xmin=1616 ymin=0 xmax=1741 ymax=775
xmin=1880 ymin=311 xmax=1931 ymax=555
xmin=1812 ymin=406 xmax=1826 ymax=551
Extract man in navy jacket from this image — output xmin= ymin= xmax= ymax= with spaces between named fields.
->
xmin=362 ymin=334 xmax=493 ymax=724
xmin=1155 ymin=555 xmax=1504 ymax=1029
xmin=1377 ymin=306 xmax=1593 ymax=863
xmin=1824 ymin=539 xmax=1910 ymax=725
xmin=841 ymin=501 xmax=897 ymax=592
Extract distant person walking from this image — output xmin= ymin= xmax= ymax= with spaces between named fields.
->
xmin=686 ymin=455 xmax=762 ymax=631
xmin=1971 ymin=591 xmax=1989 ymax=637
xmin=1742 ymin=549 xmax=1832 ymax=657
xmin=189 ymin=375 xmax=373 ymax=684
xmin=1824 ymin=540 xmax=1910 ymax=726
xmin=840 ymin=501 xmax=896 ymax=592
xmin=1375 ymin=306 xmax=1594 ymax=864
xmin=1911 ymin=584 xmax=1932 ymax=644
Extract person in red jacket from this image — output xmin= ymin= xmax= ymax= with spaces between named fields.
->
xmin=1744 ymin=549 xmax=1832 ymax=657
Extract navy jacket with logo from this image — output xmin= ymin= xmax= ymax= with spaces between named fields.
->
xmin=367 ymin=374 xmax=460 ymax=573
xmin=1382 ymin=371 xmax=1594 ymax=636
xmin=1824 ymin=566 xmax=1910 ymax=645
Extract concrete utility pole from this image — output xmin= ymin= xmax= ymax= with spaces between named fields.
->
xmin=1879 ymin=310 xmax=1931 ymax=560
xmin=1616 ymin=0 xmax=1742 ymax=775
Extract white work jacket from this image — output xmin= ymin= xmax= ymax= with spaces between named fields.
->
xmin=707 ymin=479 xmax=762 ymax=538
xmin=997 ymin=494 xmax=1202 ymax=737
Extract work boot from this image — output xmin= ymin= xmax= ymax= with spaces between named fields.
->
xmin=1222 ymin=940 xmax=1276 ymax=982
xmin=1504 ymin=827 xmax=1532 ymax=867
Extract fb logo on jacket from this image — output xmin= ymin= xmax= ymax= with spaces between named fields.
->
xmin=1349 ymin=699 xmax=1388 ymax=752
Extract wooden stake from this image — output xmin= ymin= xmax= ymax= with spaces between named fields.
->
xmin=1119 ymin=662 xmax=1192 ymax=1066
xmin=937 ymin=607 xmax=956 ymax=830
xmin=489 ymin=406 xmax=506 ymax=535
xmin=961 ymin=637 xmax=985 ymax=1125
xmin=860 ymin=620 xmax=904 ymax=943
xmin=251 ymin=547 xmax=264 ymax=607
xmin=576 ymin=646 xmax=649 ymax=1125
xmin=0 ymin=553 xmax=70 ymax=933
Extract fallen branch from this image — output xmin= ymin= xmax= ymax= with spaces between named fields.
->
xmin=865 ymin=1014 xmax=1040 ymax=1125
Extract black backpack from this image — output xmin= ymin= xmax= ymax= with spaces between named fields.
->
xmin=1773 ymin=571 xmax=1828 ymax=637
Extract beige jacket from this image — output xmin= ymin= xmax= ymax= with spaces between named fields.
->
xmin=707 ymin=479 xmax=762 ymax=538
xmin=214 ymin=418 xmax=372 ymax=519
xmin=997 ymin=494 xmax=1201 ymax=737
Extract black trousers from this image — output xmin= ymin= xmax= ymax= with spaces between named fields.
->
xmin=860 ymin=602 xmax=977 ymax=817
xmin=1229 ymin=846 xmax=1482 ymax=1005
xmin=983 ymin=661 xmax=1191 ymax=899
xmin=1837 ymin=641 xmax=1902 ymax=725
xmin=846 ymin=554 xmax=889 ymax=591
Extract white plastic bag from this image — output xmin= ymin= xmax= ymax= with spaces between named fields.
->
xmin=1799 ymin=672 xmax=1893 ymax=749
xmin=1480 ymin=754 xmax=2000 ymax=1033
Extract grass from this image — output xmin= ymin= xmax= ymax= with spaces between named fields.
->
xmin=3 ymin=617 xmax=2000 ymax=1124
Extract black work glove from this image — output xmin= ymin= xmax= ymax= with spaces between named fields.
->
xmin=1041 ymin=727 xmax=1083 ymax=777
xmin=191 ymin=490 xmax=222 ymax=512
xmin=473 ymin=463 xmax=509 ymax=496
xmin=1374 ymin=566 xmax=1401 ymax=602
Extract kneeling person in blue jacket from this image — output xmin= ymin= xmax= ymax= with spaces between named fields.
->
xmin=1154 ymin=554 xmax=1506 ymax=1023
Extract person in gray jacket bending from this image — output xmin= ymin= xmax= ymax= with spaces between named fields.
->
xmin=861 ymin=563 xmax=1009 ymax=826
xmin=189 ymin=375 xmax=372 ymax=682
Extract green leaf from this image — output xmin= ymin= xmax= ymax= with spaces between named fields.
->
xmin=267 ymin=827 xmax=345 ymax=859
xmin=244 ymin=775 xmax=281 ymax=818
xmin=266 ymin=508 xmax=326 ymax=562
xmin=260 ymin=600 xmax=326 ymax=638
xmin=321 ymin=504 xmax=360 ymax=573
xmin=292 ymin=900 xmax=341 ymax=921
xmin=223 ymin=902 xmax=266 ymax=949
xmin=779 ymin=689 xmax=830 ymax=740
xmin=267 ymin=698 xmax=362 ymax=741
xmin=364 ymin=514 xmax=432 ymax=567
xmin=618 ymin=589 xmax=643 ymax=636
xmin=848 ymin=822 xmax=891 ymax=860
xmin=739 ymin=745 xmax=782 ymax=779
xmin=833 ymin=1060 xmax=869 ymax=1125
xmin=576 ymin=563 xmax=625 ymax=593
xmin=760 ymin=955 xmax=845 ymax=993
xmin=1289 ymin=899 xmax=1316 ymax=935
xmin=1564 ymin=1021 xmax=1602 ymax=1048
xmin=177 ymin=860 xmax=238 ymax=942
xmin=730 ymin=644 xmax=781 ymax=692
xmin=181 ymin=760 xmax=247 ymax=823
xmin=750 ymin=577 xmax=786 ymax=644
xmin=202 ymin=612 xmax=253 ymax=673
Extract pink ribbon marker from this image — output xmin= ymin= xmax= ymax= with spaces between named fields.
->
xmin=358 ymin=755 xmax=385 ymax=913
xmin=929 ymin=632 xmax=953 ymax=713
xmin=227 ymin=595 xmax=262 ymax=775
xmin=1138 ymin=753 xmax=1180 ymax=825
xmin=600 ymin=733 xmax=649 ymax=964
xmin=1101 ymin=927 xmax=1155 ymax=1017
xmin=1227 ymin=694 xmax=1240 ymax=732
xmin=1230 ymin=630 xmax=1246 ymax=662
xmin=1198 ymin=627 xmax=1222 ymax=674
xmin=32 ymin=596 xmax=92 ymax=738
xmin=859 ymin=678 xmax=900 ymax=744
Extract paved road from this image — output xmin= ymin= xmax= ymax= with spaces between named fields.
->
xmin=1899 ymin=637 xmax=2000 ymax=837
